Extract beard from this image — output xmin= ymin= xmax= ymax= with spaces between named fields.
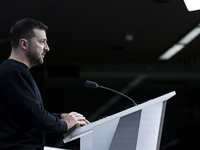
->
xmin=26 ymin=44 xmax=44 ymax=66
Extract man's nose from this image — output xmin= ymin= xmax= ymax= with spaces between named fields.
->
xmin=44 ymin=43 xmax=50 ymax=52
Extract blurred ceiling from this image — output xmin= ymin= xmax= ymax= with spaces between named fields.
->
xmin=0 ymin=0 xmax=200 ymax=65
xmin=0 ymin=0 xmax=200 ymax=95
xmin=0 ymin=0 xmax=200 ymax=88
xmin=0 ymin=0 xmax=200 ymax=149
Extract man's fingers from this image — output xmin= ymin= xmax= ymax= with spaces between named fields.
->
xmin=62 ymin=112 xmax=90 ymax=129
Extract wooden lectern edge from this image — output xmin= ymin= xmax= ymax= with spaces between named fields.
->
xmin=63 ymin=123 xmax=81 ymax=138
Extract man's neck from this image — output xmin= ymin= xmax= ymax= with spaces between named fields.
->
xmin=9 ymin=49 xmax=32 ymax=68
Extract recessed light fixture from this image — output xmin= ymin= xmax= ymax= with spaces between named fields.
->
xmin=179 ymin=27 xmax=200 ymax=44
xmin=183 ymin=0 xmax=200 ymax=11
xmin=159 ymin=44 xmax=184 ymax=60
xmin=125 ymin=34 xmax=134 ymax=41
xmin=159 ymin=25 xmax=200 ymax=60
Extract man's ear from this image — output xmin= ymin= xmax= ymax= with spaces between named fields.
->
xmin=19 ymin=39 xmax=28 ymax=50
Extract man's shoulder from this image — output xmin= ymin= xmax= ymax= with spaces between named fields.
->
xmin=0 ymin=59 xmax=28 ymax=72
xmin=0 ymin=59 xmax=29 ymax=85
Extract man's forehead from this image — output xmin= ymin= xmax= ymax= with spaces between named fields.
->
xmin=33 ymin=28 xmax=47 ymax=38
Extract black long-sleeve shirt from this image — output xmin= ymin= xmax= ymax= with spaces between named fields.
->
xmin=0 ymin=59 xmax=67 ymax=150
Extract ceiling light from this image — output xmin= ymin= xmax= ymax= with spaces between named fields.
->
xmin=183 ymin=0 xmax=200 ymax=11
xmin=179 ymin=27 xmax=200 ymax=44
xmin=159 ymin=24 xmax=200 ymax=60
xmin=159 ymin=44 xmax=184 ymax=60
xmin=125 ymin=34 xmax=134 ymax=41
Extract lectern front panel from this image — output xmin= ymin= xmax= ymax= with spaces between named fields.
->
xmin=109 ymin=110 xmax=142 ymax=150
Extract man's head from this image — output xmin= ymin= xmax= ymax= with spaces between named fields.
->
xmin=9 ymin=18 xmax=50 ymax=68
xmin=10 ymin=18 xmax=48 ymax=49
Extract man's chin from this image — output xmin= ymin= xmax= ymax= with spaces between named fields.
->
xmin=39 ymin=59 xmax=44 ymax=64
xmin=34 ymin=59 xmax=44 ymax=66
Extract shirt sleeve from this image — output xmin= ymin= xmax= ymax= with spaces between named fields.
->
xmin=52 ymin=113 xmax=62 ymax=119
xmin=4 ymin=70 xmax=68 ymax=134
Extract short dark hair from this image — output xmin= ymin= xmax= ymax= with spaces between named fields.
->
xmin=10 ymin=18 xmax=48 ymax=48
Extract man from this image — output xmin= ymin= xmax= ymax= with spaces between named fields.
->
xmin=0 ymin=18 xmax=90 ymax=150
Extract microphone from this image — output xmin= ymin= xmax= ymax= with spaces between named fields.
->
xmin=85 ymin=80 xmax=137 ymax=106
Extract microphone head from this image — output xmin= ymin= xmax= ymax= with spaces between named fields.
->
xmin=85 ymin=80 xmax=99 ymax=89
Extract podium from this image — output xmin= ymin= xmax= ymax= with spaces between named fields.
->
xmin=44 ymin=146 xmax=69 ymax=150
xmin=63 ymin=91 xmax=176 ymax=150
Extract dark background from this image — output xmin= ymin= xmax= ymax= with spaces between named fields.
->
xmin=0 ymin=0 xmax=200 ymax=149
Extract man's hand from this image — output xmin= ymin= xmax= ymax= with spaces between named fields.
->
xmin=61 ymin=112 xmax=90 ymax=130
